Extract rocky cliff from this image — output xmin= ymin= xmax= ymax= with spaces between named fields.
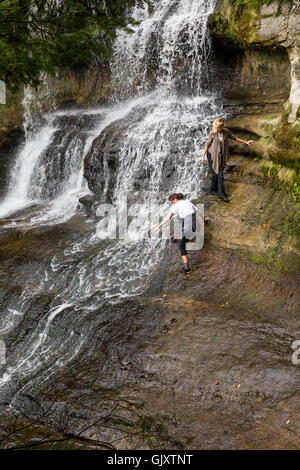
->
xmin=0 ymin=1 xmax=299 ymax=450
xmin=208 ymin=1 xmax=300 ymax=113
xmin=208 ymin=1 xmax=300 ymax=167
xmin=79 ymin=7 xmax=300 ymax=447
xmin=0 ymin=62 xmax=111 ymax=147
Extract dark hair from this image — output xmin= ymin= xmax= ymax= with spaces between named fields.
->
xmin=168 ymin=193 xmax=184 ymax=201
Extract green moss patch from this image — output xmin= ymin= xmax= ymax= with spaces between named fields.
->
xmin=251 ymin=249 xmax=300 ymax=274
xmin=208 ymin=0 xmax=295 ymax=47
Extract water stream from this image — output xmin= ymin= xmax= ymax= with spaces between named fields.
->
xmin=0 ymin=0 xmax=220 ymax=409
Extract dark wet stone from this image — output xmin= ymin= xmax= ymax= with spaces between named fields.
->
xmin=0 ymin=129 xmax=25 ymax=200
xmin=26 ymin=113 xmax=104 ymax=201
xmin=1 ymin=230 xmax=298 ymax=450
xmin=78 ymin=194 xmax=98 ymax=215
xmin=225 ymin=161 xmax=242 ymax=172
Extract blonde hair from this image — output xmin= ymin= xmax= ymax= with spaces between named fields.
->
xmin=212 ymin=118 xmax=225 ymax=133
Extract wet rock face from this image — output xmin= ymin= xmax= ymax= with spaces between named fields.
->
xmin=78 ymin=194 xmax=98 ymax=216
xmin=0 ymin=154 xmax=299 ymax=450
xmin=83 ymin=120 xmax=123 ymax=201
xmin=256 ymin=3 xmax=300 ymax=121
xmin=0 ymin=62 xmax=112 ymax=145
xmin=83 ymin=105 xmax=181 ymax=202
xmin=48 ymin=61 xmax=112 ymax=108
xmin=257 ymin=4 xmax=300 ymax=48
xmin=28 ymin=113 xmax=103 ymax=201
xmin=0 ymin=89 xmax=24 ymax=148
xmin=0 ymin=129 xmax=25 ymax=201
xmin=208 ymin=40 xmax=291 ymax=116
xmin=208 ymin=2 xmax=300 ymax=119
xmin=10 ymin=246 xmax=299 ymax=450
xmin=198 ymin=153 xmax=300 ymax=274
xmin=83 ymin=104 xmax=155 ymax=201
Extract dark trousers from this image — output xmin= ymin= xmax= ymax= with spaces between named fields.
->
xmin=179 ymin=213 xmax=197 ymax=256
xmin=207 ymin=151 xmax=226 ymax=197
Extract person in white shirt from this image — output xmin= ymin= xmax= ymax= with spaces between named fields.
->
xmin=154 ymin=193 xmax=199 ymax=273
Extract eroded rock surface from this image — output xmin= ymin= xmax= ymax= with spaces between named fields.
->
xmin=1 ymin=155 xmax=299 ymax=450
xmin=208 ymin=2 xmax=300 ymax=120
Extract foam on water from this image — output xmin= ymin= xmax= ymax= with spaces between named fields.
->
xmin=0 ymin=0 xmax=220 ymax=399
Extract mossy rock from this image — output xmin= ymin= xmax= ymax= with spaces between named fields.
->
xmin=251 ymin=249 xmax=300 ymax=275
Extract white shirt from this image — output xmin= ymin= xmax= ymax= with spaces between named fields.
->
xmin=171 ymin=200 xmax=197 ymax=219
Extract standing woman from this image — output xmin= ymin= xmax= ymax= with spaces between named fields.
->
xmin=201 ymin=118 xmax=253 ymax=202
xmin=154 ymin=193 xmax=199 ymax=273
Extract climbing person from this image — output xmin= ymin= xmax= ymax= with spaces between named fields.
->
xmin=201 ymin=117 xmax=253 ymax=202
xmin=154 ymin=193 xmax=199 ymax=273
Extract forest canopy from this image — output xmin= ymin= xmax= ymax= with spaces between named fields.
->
xmin=0 ymin=0 xmax=154 ymax=92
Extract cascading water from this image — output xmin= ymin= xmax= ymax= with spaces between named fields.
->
xmin=111 ymin=0 xmax=214 ymax=98
xmin=0 ymin=0 xmax=221 ymax=413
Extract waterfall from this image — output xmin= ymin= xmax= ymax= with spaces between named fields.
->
xmin=0 ymin=0 xmax=220 ymax=405
xmin=111 ymin=0 xmax=215 ymax=99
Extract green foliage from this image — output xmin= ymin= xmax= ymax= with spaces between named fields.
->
xmin=285 ymin=102 xmax=292 ymax=117
xmin=248 ymin=166 xmax=300 ymax=274
xmin=210 ymin=3 xmax=259 ymax=44
xmin=264 ymin=123 xmax=276 ymax=136
xmin=251 ymin=249 xmax=300 ymax=274
xmin=261 ymin=162 xmax=300 ymax=202
xmin=274 ymin=108 xmax=300 ymax=150
xmin=0 ymin=0 xmax=154 ymax=92
xmin=116 ymin=414 xmax=185 ymax=449
xmin=291 ymin=169 xmax=300 ymax=201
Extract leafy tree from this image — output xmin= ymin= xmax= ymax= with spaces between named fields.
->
xmin=0 ymin=0 xmax=154 ymax=92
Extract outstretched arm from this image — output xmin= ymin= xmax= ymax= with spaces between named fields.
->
xmin=228 ymin=129 xmax=253 ymax=145
xmin=154 ymin=213 xmax=174 ymax=232
xmin=236 ymin=136 xmax=254 ymax=145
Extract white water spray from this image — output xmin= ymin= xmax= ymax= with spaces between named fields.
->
xmin=0 ymin=0 xmax=220 ymax=399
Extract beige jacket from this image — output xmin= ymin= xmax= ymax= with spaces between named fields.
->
xmin=205 ymin=128 xmax=237 ymax=174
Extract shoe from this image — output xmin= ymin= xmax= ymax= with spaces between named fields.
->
xmin=210 ymin=190 xmax=218 ymax=196
xmin=182 ymin=267 xmax=192 ymax=274
xmin=219 ymin=194 xmax=229 ymax=202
